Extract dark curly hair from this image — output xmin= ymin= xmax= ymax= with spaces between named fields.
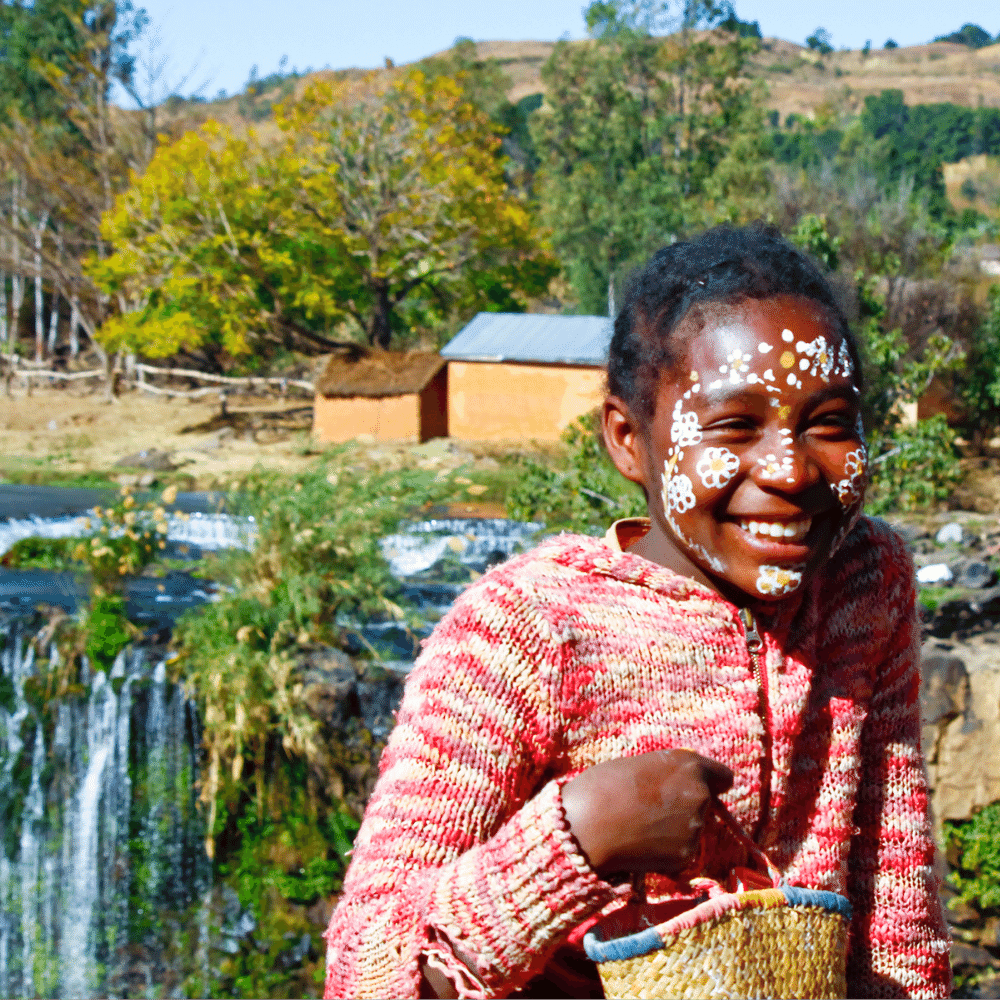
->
xmin=607 ymin=222 xmax=863 ymax=421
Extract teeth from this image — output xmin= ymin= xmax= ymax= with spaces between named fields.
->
xmin=740 ymin=519 xmax=812 ymax=542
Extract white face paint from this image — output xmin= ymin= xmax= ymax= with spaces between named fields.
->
xmin=756 ymin=564 xmax=805 ymax=596
xmin=695 ymin=447 xmax=740 ymax=490
xmin=670 ymin=400 xmax=703 ymax=448
xmin=640 ymin=297 xmax=865 ymax=602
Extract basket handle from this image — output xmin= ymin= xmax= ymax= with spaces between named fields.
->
xmin=707 ymin=797 xmax=785 ymax=889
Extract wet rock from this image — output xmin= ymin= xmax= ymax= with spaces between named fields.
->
xmin=277 ymin=932 xmax=313 ymax=969
xmin=937 ymin=522 xmax=966 ymax=546
xmin=918 ymin=563 xmax=953 ymax=585
xmin=357 ymin=662 xmax=407 ymax=739
xmin=301 ymin=646 xmax=358 ymax=730
xmin=955 ymin=561 xmax=996 ymax=589
xmin=888 ymin=520 xmax=926 ymax=544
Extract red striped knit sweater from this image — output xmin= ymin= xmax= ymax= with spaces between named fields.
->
xmin=323 ymin=515 xmax=951 ymax=999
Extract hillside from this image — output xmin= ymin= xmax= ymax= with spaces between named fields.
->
xmin=155 ymin=34 xmax=1000 ymax=139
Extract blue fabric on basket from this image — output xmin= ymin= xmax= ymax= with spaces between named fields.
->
xmin=780 ymin=885 xmax=853 ymax=917
xmin=582 ymin=887 xmax=852 ymax=964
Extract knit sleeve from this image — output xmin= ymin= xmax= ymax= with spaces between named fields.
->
xmin=845 ymin=528 xmax=952 ymax=999
xmin=322 ymin=568 xmax=617 ymax=999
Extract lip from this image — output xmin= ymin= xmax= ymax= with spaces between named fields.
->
xmin=726 ymin=514 xmax=830 ymax=562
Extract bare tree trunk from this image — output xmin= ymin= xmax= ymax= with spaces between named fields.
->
xmin=69 ymin=291 xmax=80 ymax=357
xmin=47 ymin=289 xmax=59 ymax=356
xmin=47 ymin=225 xmax=63 ymax=355
xmin=33 ymin=210 xmax=49 ymax=363
xmin=0 ymin=270 xmax=8 ymax=351
xmin=10 ymin=176 xmax=24 ymax=360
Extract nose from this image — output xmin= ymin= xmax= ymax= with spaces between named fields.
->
xmin=748 ymin=431 xmax=820 ymax=493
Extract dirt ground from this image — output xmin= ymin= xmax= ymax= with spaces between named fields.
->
xmin=0 ymin=384 xmax=526 ymax=509
xmin=0 ymin=384 xmax=325 ymax=488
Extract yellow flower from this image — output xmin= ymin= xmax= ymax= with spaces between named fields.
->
xmin=162 ymin=485 xmax=178 ymax=505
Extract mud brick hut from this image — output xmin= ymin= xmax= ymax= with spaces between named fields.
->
xmin=313 ymin=350 xmax=448 ymax=443
xmin=441 ymin=313 xmax=611 ymax=441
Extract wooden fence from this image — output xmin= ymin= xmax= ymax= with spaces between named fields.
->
xmin=2 ymin=360 xmax=315 ymax=398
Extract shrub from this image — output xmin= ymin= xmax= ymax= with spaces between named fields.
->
xmin=506 ymin=412 xmax=646 ymax=533
xmin=171 ymin=452 xmax=459 ymax=860
xmin=945 ymin=802 xmax=1000 ymax=911
xmin=959 ymin=285 xmax=1000 ymax=441
xmin=866 ymin=415 xmax=963 ymax=513
xmin=71 ymin=484 xmax=174 ymax=596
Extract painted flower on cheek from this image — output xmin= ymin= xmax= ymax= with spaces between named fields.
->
xmin=662 ymin=470 xmax=697 ymax=513
xmin=696 ymin=447 xmax=740 ymax=489
xmin=833 ymin=448 xmax=867 ymax=506
xmin=756 ymin=564 xmax=803 ymax=596
xmin=670 ymin=400 xmax=703 ymax=448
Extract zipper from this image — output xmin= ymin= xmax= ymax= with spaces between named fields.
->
xmin=738 ymin=607 xmax=771 ymax=840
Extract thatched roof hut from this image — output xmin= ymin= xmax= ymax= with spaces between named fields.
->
xmin=313 ymin=349 xmax=448 ymax=444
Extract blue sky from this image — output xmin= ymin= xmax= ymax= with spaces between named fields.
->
xmin=125 ymin=0 xmax=1000 ymax=105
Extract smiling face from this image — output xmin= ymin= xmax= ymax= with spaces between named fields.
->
xmin=604 ymin=295 xmax=867 ymax=605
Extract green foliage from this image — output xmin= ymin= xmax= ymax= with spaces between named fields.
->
xmin=506 ymin=412 xmax=646 ymax=532
xmin=771 ymin=89 xmax=1000 ymax=224
xmin=958 ymin=285 xmax=1000 ymax=437
xmin=883 ymin=39 xmax=898 ymax=50
xmin=945 ymin=802 xmax=1000 ymax=911
xmin=789 ymin=213 xmax=842 ymax=271
xmin=806 ymin=28 xmax=833 ymax=56
xmin=172 ymin=452 xmax=461 ymax=860
xmin=866 ymin=415 xmax=963 ymax=514
xmin=933 ymin=24 xmax=996 ymax=49
xmin=83 ymin=594 xmax=133 ymax=670
xmin=0 ymin=535 xmax=76 ymax=570
xmin=70 ymin=484 xmax=171 ymax=595
xmin=533 ymin=12 xmax=767 ymax=312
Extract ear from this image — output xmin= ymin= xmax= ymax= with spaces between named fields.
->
xmin=602 ymin=395 xmax=649 ymax=489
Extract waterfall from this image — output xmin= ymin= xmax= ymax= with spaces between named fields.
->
xmin=0 ymin=510 xmax=545 ymax=996
xmin=0 ymin=625 xmax=208 ymax=998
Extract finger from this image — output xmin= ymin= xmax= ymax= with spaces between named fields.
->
xmin=695 ymin=754 xmax=735 ymax=795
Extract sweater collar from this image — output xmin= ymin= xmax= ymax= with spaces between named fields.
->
xmin=558 ymin=517 xmax=806 ymax=633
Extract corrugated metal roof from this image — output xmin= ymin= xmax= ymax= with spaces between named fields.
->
xmin=441 ymin=313 xmax=611 ymax=366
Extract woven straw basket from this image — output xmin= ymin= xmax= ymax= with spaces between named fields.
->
xmin=582 ymin=804 xmax=851 ymax=999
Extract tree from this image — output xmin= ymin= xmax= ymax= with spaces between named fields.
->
xmin=91 ymin=69 xmax=555 ymax=360
xmin=805 ymin=28 xmax=833 ymax=55
xmin=532 ymin=2 xmax=768 ymax=313
xmin=933 ymin=24 xmax=995 ymax=49
xmin=0 ymin=0 xmax=151 ymax=367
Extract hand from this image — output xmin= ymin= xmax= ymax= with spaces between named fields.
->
xmin=561 ymin=749 xmax=734 ymax=876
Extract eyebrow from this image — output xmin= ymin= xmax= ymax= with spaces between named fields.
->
xmin=698 ymin=382 xmax=859 ymax=409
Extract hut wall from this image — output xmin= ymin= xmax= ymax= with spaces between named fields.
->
xmin=447 ymin=361 xmax=605 ymax=441
xmin=312 ymin=393 xmax=421 ymax=443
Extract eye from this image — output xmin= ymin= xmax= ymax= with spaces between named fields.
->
xmin=703 ymin=415 xmax=759 ymax=442
xmin=807 ymin=409 xmax=858 ymax=437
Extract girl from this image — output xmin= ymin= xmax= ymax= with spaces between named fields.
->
xmin=323 ymin=224 xmax=952 ymax=999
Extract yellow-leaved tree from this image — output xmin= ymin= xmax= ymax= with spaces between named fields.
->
xmin=89 ymin=68 xmax=555 ymax=364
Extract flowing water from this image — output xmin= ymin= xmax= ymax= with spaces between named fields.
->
xmin=0 ymin=499 xmax=543 ymax=997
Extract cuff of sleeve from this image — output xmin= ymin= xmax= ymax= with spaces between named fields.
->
xmin=425 ymin=778 xmax=617 ymax=995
